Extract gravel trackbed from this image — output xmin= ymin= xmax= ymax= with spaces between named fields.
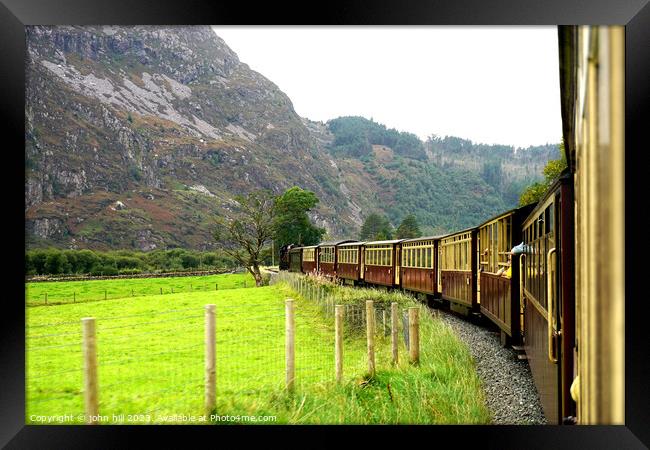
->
xmin=433 ymin=309 xmax=547 ymax=425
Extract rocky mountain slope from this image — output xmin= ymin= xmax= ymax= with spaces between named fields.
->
xmin=25 ymin=26 xmax=557 ymax=250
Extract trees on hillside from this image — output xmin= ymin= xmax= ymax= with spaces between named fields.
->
xmin=327 ymin=116 xmax=426 ymax=160
xmin=396 ymin=214 xmax=421 ymax=239
xmin=519 ymin=141 xmax=568 ymax=206
xmin=359 ymin=213 xmax=394 ymax=241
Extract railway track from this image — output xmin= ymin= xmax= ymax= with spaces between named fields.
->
xmin=429 ymin=305 xmax=546 ymax=424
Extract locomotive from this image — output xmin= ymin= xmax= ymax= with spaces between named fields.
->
xmin=279 ymin=25 xmax=624 ymax=425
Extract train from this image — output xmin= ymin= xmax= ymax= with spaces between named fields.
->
xmin=278 ymin=25 xmax=624 ymax=426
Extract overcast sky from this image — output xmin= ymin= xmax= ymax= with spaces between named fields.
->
xmin=212 ymin=26 xmax=561 ymax=148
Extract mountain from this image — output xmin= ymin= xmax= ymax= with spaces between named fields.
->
xmin=25 ymin=26 xmax=558 ymax=251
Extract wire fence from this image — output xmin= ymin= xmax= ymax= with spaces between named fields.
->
xmin=25 ymin=276 xmax=255 ymax=307
xmin=26 ymin=272 xmax=420 ymax=424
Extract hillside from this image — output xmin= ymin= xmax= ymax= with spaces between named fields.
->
xmin=25 ymin=26 xmax=558 ymax=250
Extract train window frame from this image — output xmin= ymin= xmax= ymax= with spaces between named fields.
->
xmin=303 ymin=248 xmax=315 ymax=262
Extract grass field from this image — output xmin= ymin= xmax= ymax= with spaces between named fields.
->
xmin=25 ymin=272 xmax=255 ymax=306
xmin=26 ymin=274 xmax=490 ymax=425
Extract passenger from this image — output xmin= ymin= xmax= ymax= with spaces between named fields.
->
xmin=496 ymin=252 xmax=513 ymax=278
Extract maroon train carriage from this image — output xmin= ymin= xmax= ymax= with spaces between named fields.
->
xmin=521 ymin=172 xmax=575 ymax=425
xmin=317 ymin=240 xmax=356 ymax=278
xmin=336 ymin=241 xmax=365 ymax=285
xmin=439 ymin=227 xmax=478 ymax=315
xmin=400 ymin=236 xmax=444 ymax=299
xmin=476 ymin=203 xmax=536 ymax=345
xmin=301 ymin=245 xmax=318 ymax=274
xmin=288 ymin=246 xmax=303 ymax=273
xmin=362 ymin=240 xmax=404 ymax=288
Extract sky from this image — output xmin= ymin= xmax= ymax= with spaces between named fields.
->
xmin=212 ymin=26 xmax=562 ymax=148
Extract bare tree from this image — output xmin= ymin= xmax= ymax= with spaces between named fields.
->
xmin=213 ymin=190 xmax=276 ymax=287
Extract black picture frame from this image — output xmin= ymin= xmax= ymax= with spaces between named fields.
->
xmin=2 ymin=0 xmax=648 ymax=447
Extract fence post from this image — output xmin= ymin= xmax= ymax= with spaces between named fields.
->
xmin=215 ymin=283 xmax=218 ymax=291
xmin=285 ymin=299 xmax=295 ymax=391
xmin=82 ymin=318 xmax=98 ymax=424
xmin=335 ymin=305 xmax=344 ymax=383
xmin=205 ymin=304 xmax=216 ymax=415
xmin=408 ymin=307 xmax=420 ymax=365
xmin=160 ymin=288 xmax=163 ymax=295
xmin=391 ymin=302 xmax=399 ymax=365
xmin=366 ymin=300 xmax=375 ymax=377
xmin=45 ymin=293 xmax=47 ymax=304
xmin=382 ymin=309 xmax=387 ymax=336
xmin=73 ymin=292 xmax=76 ymax=303
xmin=104 ymin=290 xmax=107 ymax=300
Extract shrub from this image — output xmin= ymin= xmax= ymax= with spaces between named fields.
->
xmin=90 ymin=265 xmax=119 ymax=276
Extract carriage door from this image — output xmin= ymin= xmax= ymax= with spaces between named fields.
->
xmin=437 ymin=246 xmax=442 ymax=293
xmin=556 ymin=185 xmax=576 ymax=422
xmin=395 ymin=244 xmax=401 ymax=285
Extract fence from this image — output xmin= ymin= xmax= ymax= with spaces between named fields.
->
xmin=26 ymin=272 xmax=421 ymax=424
xmin=26 ymin=274 xmax=255 ymax=307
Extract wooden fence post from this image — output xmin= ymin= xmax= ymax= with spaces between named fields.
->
xmin=335 ymin=305 xmax=343 ymax=383
xmin=366 ymin=300 xmax=375 ymax=377
xmin=204 ymin=304 xmax=216 ymax=415
xmin=408 ymin=307 xmax=420 ymax=365
xmin=391 ymin=302 xmax=399 ymax=365
xmin=285 ymin=299 xmax=295 ymax=391
xmin=82 ymin=317 xmax=98 ymax=424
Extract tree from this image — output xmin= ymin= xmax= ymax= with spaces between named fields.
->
xmin=213 ymin=190 xmax=276 ymax=287
xmin=44 ymin=251 xmax=70 ymax=275
xmin=359 ymin=213 xmax=393 ymax=241
xmin=274 ymin=186 xmax=325 ymax=248
xmin=396 ymin=214 xmax=421 ymax=239
xmin=519 ymin=140 xmax=568 ymax=206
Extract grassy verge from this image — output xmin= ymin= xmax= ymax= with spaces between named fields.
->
xmin=25 ymin=272 xmax=255 ymax=306
xmin=26 ymin=277 xmax=490 ymax=424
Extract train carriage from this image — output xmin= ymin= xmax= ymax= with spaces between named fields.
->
xmin=400 ymin=236 xmax=444 ymax=298
xmin=363 ymin=240 xmax=404 ymax=287
xmin=301 ymin=245 xmax=318 ymax=274
xmin=477 ymin=204 xmax=536 ymax=344
xmin=336 ymin=241 xmax=365 ymax=284
xmin=521 ymin=172 xmax=575 ymax=425
xmin=317 ymin=240 xmax=356 ymax=277
xmin=556 ymin=25 xmax=624 ymax=424
xmin=439 ymin=228 xmax=478 ymax=314
xmin=288 ymin=246 xmax=303 ymax=273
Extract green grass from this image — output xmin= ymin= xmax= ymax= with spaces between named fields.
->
xmin=26 ymin=278 xmax=490 ymax=425
xmin=25 ymin=272 xmax=255 ymax=306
